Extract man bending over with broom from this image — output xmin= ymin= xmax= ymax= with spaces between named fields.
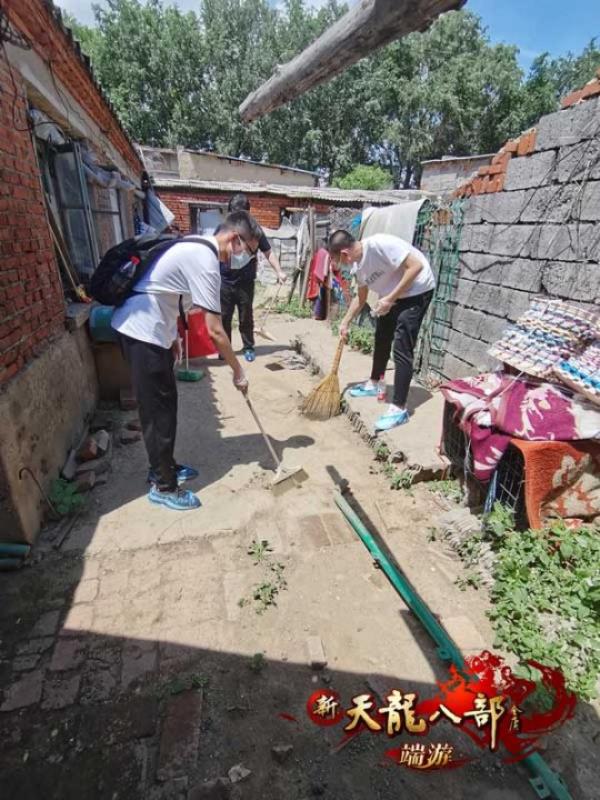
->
xmin=112 ymin=212 xmax=260 ymax=511
xmin=328 ymin=230 xmax=435 ymax=432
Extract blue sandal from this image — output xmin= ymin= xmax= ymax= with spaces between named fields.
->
xmin=349 ymin=382 xmax=378 ymax=398
xmin=375 ymin=409 xmax=410 ymax=431
xmin=148 ymin=487 xmax=201 ymax=510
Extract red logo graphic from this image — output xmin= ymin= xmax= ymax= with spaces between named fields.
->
xmin=301 ymin=652 xmax=576 ymax=770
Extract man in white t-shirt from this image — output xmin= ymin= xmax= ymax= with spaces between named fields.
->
xmin=328 ymin=230 xmax=435 ymax=432
xmin=112 ymin=211 xmax=261 ymax=511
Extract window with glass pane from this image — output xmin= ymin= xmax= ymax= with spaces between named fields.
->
xmin=52 ymin=149 xmax=96 ymax=278
xmin=88 ymin=181 xmax=125 ymax=256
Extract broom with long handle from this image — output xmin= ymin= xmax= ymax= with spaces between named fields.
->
xmin=301 ymin=337 xmax=345 ymax=420
xmin=244 ymin=394 xmax=305 ymax=489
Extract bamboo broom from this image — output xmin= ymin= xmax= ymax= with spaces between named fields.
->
xmin=301 ymin=338 xmax=345 ymax=420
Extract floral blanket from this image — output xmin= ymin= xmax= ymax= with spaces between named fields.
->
xmin=441 ymin=372 xmax=600 ymax=481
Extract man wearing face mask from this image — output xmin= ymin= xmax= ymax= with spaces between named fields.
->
xmin=219 ymin=193 xmax=286 ymax=363
xmin=328 ymin=229 xmax=435 ymax=432
xmin=112 ymin=211 xmax=260 ymax=511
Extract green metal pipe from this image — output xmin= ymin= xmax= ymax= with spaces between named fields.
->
xmin=333 ymin=489 xmax=572 ymax=800
xmin=0 ymin=558 xmax=25 ymax=571
xmin=524 ymin=753 xmax=571 ymax=800
xmin=0 ymin=543 xmax=30 ymax=557
xmin=334 ymin=490 xmax=466 ymax=669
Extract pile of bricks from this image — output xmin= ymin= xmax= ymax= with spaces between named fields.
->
xmin=454 ymin=67 xmax=600 ymax=200
xmin=454 ymin=129 xmax=537 ymax=198
xmin=560 ymin=67 xmax=600 ymax=109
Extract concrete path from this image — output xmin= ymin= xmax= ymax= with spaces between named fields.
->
xmin=0 ymin=318 xmax=589 ymax=799
xmin=265 ymin=317 xmax=449 ymax=479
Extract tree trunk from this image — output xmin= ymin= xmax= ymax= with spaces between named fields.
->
xmin=239 ymin=0 xmax=466 ymax=122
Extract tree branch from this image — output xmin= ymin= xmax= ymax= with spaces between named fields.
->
xmin=239 ymin=0 xmax=466 ymax=122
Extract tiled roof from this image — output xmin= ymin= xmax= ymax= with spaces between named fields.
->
xmin=154 ymin=177 xmax=431 ymax=205
xmin=44 ymin=0 xmax=139 ymax=160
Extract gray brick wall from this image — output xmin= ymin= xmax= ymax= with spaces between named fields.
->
xmin=441 ymin=96 xmax=600 ymax=379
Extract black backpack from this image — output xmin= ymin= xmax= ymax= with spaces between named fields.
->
xmin=90 ymin=234 xmax=218 ymax=307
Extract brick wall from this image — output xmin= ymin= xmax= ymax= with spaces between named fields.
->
xmin=441 ymin=75 xmax=600 ymax=379
xmin=0 ymin=57 xmax=64 ymax=385
xmin=7 ymin=0 xmax=141 ymax=176
xmin=157 ymin=187 xmax=331 ymax=232
xmin=0 ymin=1 xmax=144 ymax=388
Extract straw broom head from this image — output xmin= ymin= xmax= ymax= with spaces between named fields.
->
xmin=301 ymin=339 xmax=344 ymax=420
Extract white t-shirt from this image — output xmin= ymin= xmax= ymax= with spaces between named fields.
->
xmin=111 ymin=238 xmax=221 ymax=349
xmin=353 ymin=234 xmax=435 ymax=299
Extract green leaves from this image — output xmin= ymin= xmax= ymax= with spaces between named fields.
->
xmin=488 ymin=521 xmax=600 ymax=700
xmin=49 ymin=478 xmax=84 ymax=517
xmin=332 ymin=165 xmax=393 ymax=191
xmin=67 ymin=3 xmax=599 ymax=184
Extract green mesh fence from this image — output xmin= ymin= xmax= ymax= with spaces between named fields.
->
xmin=413 ymin=199 xmax=465 ymax=386
xmin=333 ymin=198 xmax=465 ymax=383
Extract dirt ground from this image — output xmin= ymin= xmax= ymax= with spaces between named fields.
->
xmin=0 ymin=317 xmax=596 ymax=799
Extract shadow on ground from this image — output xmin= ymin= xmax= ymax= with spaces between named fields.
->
xmin=0 ymin=330 xmax=597 ymax=800
xmin=0 ymin=547 xmax=536 ymax=800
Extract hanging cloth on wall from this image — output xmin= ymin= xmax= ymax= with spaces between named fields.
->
xmin=146 ymin=188 xmax=175 ymax=233
xmin=359 ymin=199 xmax=426 ymax=242
xmin=358 ymin=200 xmax=427 ymax=310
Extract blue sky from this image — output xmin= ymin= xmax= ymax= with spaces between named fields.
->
xmin=59 ymin=0 xmax=600 ymax=72
xmin=468 ymin=0 xmax=600 ymax=70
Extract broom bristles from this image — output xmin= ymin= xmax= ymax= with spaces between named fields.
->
xmin=301 ymin=372 xmax=341 ymax=420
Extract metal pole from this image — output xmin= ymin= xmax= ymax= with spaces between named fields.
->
xmin=333 ymin=488 xmax=572 ymax=800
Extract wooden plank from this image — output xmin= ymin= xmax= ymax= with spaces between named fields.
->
xmin=239 ymin=0 xmax=465 ymax=122
xmin=300 ymin=206 xmax=315 ymax=307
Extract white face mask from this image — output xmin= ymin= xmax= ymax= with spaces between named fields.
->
xmin=230 ymin=250 xmax=252 ymax=270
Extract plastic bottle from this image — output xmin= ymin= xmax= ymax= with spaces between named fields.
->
xmin=109 ymin=256 xmax=140 ymax=296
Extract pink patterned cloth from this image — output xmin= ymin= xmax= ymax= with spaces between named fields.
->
xmin=441 ymin=372 xmax=600 ymax=481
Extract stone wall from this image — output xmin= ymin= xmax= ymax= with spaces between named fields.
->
xmin=0 ymin=326 xmax=98 ymax=542
xmin=441 ymin=90 xmax=600 ymax=379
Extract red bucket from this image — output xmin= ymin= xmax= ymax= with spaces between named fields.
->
xmin=178 ymin=310 xmax=218 ymax=357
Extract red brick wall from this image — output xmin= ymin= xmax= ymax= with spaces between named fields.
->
xmin=6 ymin=1 xmax=142 ymax=176
xmin=0 ymin=59 xmax=64 ymax=386
xmin=157 ymin=188 xmax=331 ymax=232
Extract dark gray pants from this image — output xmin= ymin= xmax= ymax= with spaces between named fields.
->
xmin=370 ymin=290 xmax=433 ymax=407
xmin=220 ymin=281 xmax=255 ymax=351
xmin=119 ymin=333 xmax=178 ymax=491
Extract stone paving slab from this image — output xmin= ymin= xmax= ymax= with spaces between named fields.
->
xmin=157 ymin=690 xmax=203 ymax=782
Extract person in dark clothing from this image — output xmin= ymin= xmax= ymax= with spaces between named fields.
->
xmin=220 ymin=193 xmax=286 ymax=362
xmin=329 ymin=229 xmax=435 ymax=432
